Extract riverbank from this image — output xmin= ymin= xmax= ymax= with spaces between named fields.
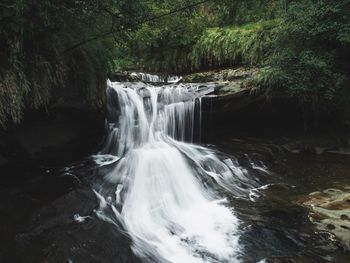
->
xmin=1 ymin=76 xmax=350 ymax=261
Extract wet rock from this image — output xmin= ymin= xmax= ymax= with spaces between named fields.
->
xmin=109 ymin=71 xmax=182 ymax=84
xmin=251 ymin=183 xmax=293 ymax=204
xmin=183 ymin=67 xmax=259 ymax=85
xmin=314 ymin=147 xmax=326 ymax=155
xmin=18 ymin=188 xmax=141 ymax=263
xmin=226 ymin=68 xmax=253 ymax=80
xmin=297 ymin=188 xmax=350 ymax=250
xmin=108 ymin=71 xmax=139 ymax=82
xmin=280 ymin=137 xmax=344 ymax=156
xmin=182 ymin=67 xmax=264 ymax=98
xmin=258 ymin=257 xmax=297 ymax=263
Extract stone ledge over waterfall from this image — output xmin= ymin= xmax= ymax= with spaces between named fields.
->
xmin=184 ymin=68 xmax=306 ymax=129
xmin=109 ymin=68 xmax=307 ymax=130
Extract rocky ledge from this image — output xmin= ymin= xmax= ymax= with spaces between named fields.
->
xmin=184 ymin=68 xmax=305 ymax=129
xmin=183 ymin=67 xmax=261 ymax=95
xmin=297 ymin=188 xmax=350 ymax=250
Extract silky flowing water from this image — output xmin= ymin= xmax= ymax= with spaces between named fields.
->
xmin=1 ymin=78 xmax=350 ymax=263
xmin=93 ymin=80 xmax=247 ymax=263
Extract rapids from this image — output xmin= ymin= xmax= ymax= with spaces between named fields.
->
xmin=130 ymin=72 xmax=182 ymax=83
xmin=93 ymin=80 xmax=247 ymax=262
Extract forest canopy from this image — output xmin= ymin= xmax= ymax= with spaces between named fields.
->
xmin=1 ymin=0 xmax=350 ymax=126
xmin=0 ymin=0 xmax=148 ymax=126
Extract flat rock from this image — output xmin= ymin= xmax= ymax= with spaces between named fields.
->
xmin=297 ymin=188 xmax=350 ymax=250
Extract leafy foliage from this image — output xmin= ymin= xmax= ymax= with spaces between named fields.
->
xmin=0 ymin=0 xmax=147 ymax=127
xmin=123 ymin=0 xmax=350 ymax=123
xmin=264 ymin=0 xmax=350 ymax=118
xmin=119 ymin=0 xmax=281 ymax=73
xmin=2 ymin=0 xmax=350 ymax=126
xmin=208 ymin=0 xmax=283 ymax=26
xmin=190 ymin=20 xmax=278 ymax=70
xmin=115 ymin=0 xmax=209 ymax=73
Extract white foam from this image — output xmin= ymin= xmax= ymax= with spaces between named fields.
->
xmin=95 ymin=81 xmax=243 ymax=262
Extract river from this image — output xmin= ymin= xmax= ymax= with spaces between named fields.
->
xmin=1 ymin=76 xmax=350 ymax=263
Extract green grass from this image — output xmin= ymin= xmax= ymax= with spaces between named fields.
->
xmin=189 ymin=20 xmax=279 ymax=70
xmin=118 ymin=20 xmax=279 ymax=74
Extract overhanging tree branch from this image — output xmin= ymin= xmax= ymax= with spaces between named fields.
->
xmin=63 ymin=0 xmax=215 ymax=54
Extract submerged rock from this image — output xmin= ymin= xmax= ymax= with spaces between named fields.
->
xmin=297 ymin=188 xmax=350 ymax=250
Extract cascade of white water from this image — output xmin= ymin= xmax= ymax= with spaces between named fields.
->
xmin=130 ymin=72 xmax=182 ymax=83
xmin=94 ymin=80 xmax=244 ymax=263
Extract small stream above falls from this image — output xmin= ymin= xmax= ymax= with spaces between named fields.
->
xmin=0 ymin=75 xmax=350 ymax=263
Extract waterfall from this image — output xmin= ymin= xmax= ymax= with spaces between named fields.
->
xmin=130 ymin=72 xmax=182 ymax=83
xmin=93 ymin=80 xmax=245 ymax=263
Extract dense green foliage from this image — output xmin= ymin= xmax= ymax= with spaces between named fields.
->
xmin=265 ymin=0 xmax=350 ymax=118
xmin=1 ymin=0 xmax=350 ymax=126
xmin=0 ymin=0 xmax=147 ymax=126
xmin=208 ymin=0 xmax=283 ymax=26
xmin=190 ymin=20 xmax=277 ymax=70
xmin=119 ymin=0 xmax=350 ymax=123
xmin=117 ymin=0 xmax=209 ymax=73
xmin=116 ymin=0 xmax=282 ymax=72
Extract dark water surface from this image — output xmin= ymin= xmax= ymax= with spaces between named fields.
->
xmin=1 ymin=129 xmax=350 ymax=263
xmin=207 ymin=131 xmax=350 ymax=263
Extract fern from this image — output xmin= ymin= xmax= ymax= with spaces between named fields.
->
xmin=189 ymin=20 xmax=278 ymax=70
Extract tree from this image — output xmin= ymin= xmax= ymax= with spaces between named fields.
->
xmin=266 ymin=0 xmax=350 ymax=124
xmin=0 ymin=0 xmax=148 ymax=126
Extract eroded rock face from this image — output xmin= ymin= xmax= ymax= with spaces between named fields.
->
xmin=183 ymin=67 xmax=260 ymax=95
xmin=297 ymin=188 xmax=350 ymax=250
xmin=183 ymin=67 xmax=259 ymax=82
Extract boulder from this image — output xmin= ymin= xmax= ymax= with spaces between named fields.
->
xmin=297 ymin=188 xmax=350 ymax=250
